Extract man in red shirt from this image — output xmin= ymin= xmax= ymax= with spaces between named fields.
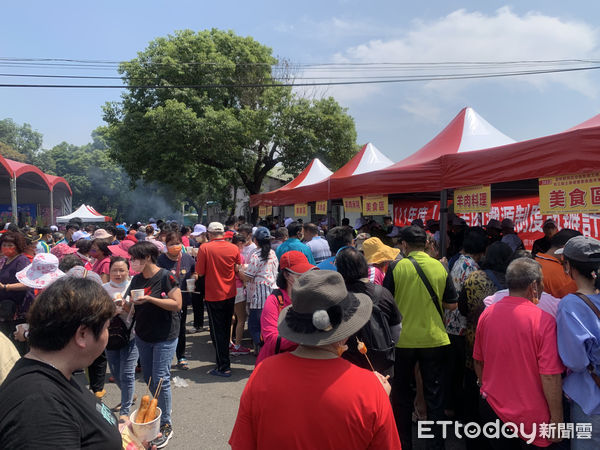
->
xmin=196 ymin=222 xmax=241 ymax=377
xmin=474 ymin=257 xmax=564 ymax=448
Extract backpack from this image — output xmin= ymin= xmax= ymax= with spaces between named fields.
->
xmin=351 ymin=285 xmax=396 ymax=372
xmin=106 ymin=315 xmax=135 ymax=351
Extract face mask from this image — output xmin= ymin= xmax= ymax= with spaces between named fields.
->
xmin=130 ymin=260 xmax=146 ymax=273
xmin=110 ymin=279 xmax=129 ymax=288
xmin=1 ymin=247 xmax=17 ymax=258
xmin=167 ymin=244 xmax=182 ymax=256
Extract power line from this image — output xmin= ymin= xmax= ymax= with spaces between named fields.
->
xmin=0 ymin=64 xmax=598 ymax=89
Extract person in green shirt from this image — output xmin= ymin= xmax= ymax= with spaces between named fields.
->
xmin=383 ymin=225 xmax=457 ymax=450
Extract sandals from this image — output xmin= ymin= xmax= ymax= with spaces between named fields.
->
xmin=209 ymin=368 xmax=231 ymax=378
xmin=177 ymin=358 xmax=189 ymax=370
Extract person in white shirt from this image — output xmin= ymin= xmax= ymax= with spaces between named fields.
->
xmin=102 ymin=257 xmax=136 ymax=419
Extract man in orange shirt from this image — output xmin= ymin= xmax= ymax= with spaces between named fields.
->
xmin=535 ymin=229 xmax=580 ymax=299
xmin=196 ymin=222 xmax=241 ymax=377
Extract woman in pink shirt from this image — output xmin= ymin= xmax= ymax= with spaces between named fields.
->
xmin=256 ymin=251 xmax=315 ymax=365
xmin=90 ymin=238 xmax=112 ymax=283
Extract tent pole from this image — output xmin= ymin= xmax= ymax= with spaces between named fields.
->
xmin=10 ymin=177 xmax=17 ymax=225
xmin=440 ymin=189 xmax=448 ymax=258
xmin=49 ymin=188 xmax=54 ymax=225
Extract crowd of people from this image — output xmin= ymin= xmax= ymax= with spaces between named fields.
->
xmin=0 ymin=213 xmax=598 ymax=449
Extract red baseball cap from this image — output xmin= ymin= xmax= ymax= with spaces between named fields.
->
xmin=279 ymin=251 xmax=316 ymax=274
xmin=224 ymin=231 xmax=235 ymax=239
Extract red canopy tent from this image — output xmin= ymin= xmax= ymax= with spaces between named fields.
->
xmin=327 ymin=107 xmax=516 ymax=199
xmin=252 ymin=142 xmax=393 ymax=206
xmin=251 ymin=158 xmax=332 ymax=206
xmin=441 ymin=120 xmax=600 ymax=190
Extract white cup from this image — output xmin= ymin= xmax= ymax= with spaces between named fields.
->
xmin=186 ymin=278 xmax=196 ymax=292
xmin=130 ymin=407 xmax=161 ymax=442
xmin=131 ymin=289 xmax=145 ymax=302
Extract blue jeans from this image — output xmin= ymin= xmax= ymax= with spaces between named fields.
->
xmin=571 ymin=399 xmax=600 ymax=450
xmin=248 ymin=308 xmax=263 ymax=346
xmin=106 ymin=339 xmax=139 ymax=416
xmin=135 ymin=336 xmax=178 ymax=426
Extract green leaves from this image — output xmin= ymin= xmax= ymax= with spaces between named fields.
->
xmin=104 ymin=28 xmax=357 ymax=208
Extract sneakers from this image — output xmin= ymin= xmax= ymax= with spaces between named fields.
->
xmin=151 ymin=423 xmax=174 ymax=448
xmin=228 ymin=342 xmax=235 ymax=351
xmin=230 ymin=344 xmax=252 ymax=356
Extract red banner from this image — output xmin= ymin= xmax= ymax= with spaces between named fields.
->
xmin=394 ymin=196 xmax=600 ymax=249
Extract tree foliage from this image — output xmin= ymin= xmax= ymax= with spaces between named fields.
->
xmin=103 ymin=29 xmax=358 ymax=204
xmin=35 ymin=130 xmax=185 ymax=223
xmin=0 ymin=119 xmax=43 ymax=163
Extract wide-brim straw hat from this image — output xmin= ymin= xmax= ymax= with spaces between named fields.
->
xmin=278 ymin=270 xmax=372 ymax=346
xmin=362 ymin=237 xmax=400 ymax=265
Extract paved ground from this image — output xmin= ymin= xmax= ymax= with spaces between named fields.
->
xmin=102 ymin=311 xmax=464 ymax=449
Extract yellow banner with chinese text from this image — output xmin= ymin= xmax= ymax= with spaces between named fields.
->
xmin=294 ymin=203 xmax=309 ymax=217
xmin=258 ymin=205 xmax=272 ymax=217
xmin=343 ymin=197 xmax=362 ymax=213
xmin=454 ymin=185 xmax=491 ymax=213
xmin=362 ymin=195 xmax=388 ymax=216
xmin=539 ymin=173 xmax=600 ymax=214
xmin=315 ymin=200 xmax=328 ymax=215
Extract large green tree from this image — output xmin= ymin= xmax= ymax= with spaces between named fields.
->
xmin=103 ymin=29 xmax=357 ymax=207
xmin=0 ymin=119 xmax=43 ymax=163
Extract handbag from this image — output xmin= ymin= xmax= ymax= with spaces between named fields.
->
xmin=106 ymin=315 xmax=135 ymax=351
xmin=573 ymin=292 xmax=600 ymax=388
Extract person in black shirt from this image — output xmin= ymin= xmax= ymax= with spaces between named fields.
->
xmin=0 ymin=277 xmax=122 ymax=449
xmin=157 ymin=231 xmax=196 ymax=370
xmin=531 ymin=218 xmax=558 ymax=258
xmin=127 ymin=241 xmax=181 ymax=448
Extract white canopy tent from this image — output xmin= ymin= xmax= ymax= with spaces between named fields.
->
xmin=56 ymin=204 xmax=111 ymax=223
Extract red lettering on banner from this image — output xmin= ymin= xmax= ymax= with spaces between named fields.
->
xmin=366 ymin=202 xmax=372 ymax=212
xmin=569 ymin=188 xmax=586 ymax=207
xmin=471 ymin=194 xmax=479 ymax=206
xmin=592 ymin=187 xmax=600 ymax=205
xmin=463 ymin=195 xmax=471 ymax=208
xmin=479 ymin=193 xmax=488 ymax=206
xmin=456 ymin=195 xmax=464 ymax=207
xmin=549 ymin=190 xmax=566 ymax=208
xmin=379 ymin=201 xmax=385 ymax=211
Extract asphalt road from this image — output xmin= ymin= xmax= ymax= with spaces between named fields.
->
xmin=102 ymin=310 xmax=465 ymax=450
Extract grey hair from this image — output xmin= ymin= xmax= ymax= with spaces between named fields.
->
xmin=506 ymin=257 xmax=542 ymax=291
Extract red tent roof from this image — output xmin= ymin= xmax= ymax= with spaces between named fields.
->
xmin=327 ymin=107 xmax=515 ymax=198
xmin=441 ymin=121 xmax=600 ymax=189
xmin=0 ymin=156 xmax=72 ymax=194
xmin=45 ymin=174 xmax=73 ymax=195
xmin=250 ymin=144 xmax=393 ymax=206
xmin=251 ymin=158 xmax=332 ymax=206
xmin=565 ymin=113 xmax=600 ymax=132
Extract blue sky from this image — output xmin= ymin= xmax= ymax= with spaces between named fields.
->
xmin=1 ymin=1 xmax=599 ymax=163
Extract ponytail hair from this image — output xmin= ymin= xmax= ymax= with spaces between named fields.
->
xmin=258 ymin=237 xmax=271 ymax=260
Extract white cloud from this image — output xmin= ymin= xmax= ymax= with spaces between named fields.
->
xmin=398 ymin=98 xmax=442 ymax=123
xmin=298 ymin=7 xmax=600 ymax=106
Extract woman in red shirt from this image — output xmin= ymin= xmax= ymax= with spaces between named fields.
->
xmin=230 ymin=270 xmax=401 ymax=450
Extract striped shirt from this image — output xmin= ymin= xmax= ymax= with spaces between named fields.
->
xmin=306 ymin=236 xmax=331 ymax=264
